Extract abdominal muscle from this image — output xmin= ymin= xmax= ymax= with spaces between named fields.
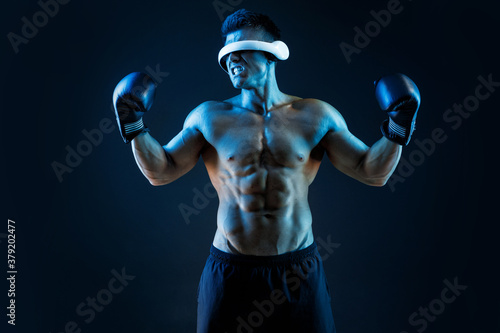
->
xmin=211 ymin=165 xmax=315 ymax=256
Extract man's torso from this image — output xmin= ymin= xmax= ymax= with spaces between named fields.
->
xmin=193 ymin=95 xmax=334 ymax=255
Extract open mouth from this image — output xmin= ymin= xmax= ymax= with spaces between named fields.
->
xmin=231 ymin=65 xmax=244 ymax=76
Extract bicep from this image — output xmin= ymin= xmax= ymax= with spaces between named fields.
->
xmin=322 ymin=129 xmax=368 ymax=173
xmin=319 ymin=106 xmax=370 ymax=181
xmin=164 ymin=127 xmax=205 ymax=165
xmin=162 ymin=107 xmax=208 ymax=176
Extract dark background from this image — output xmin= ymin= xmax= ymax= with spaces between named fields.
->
xmin=2 ymin=0 xmax=499 ymax=332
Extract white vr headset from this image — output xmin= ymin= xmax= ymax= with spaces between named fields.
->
xmin=218 ymin=40 xmax=290 ymax=73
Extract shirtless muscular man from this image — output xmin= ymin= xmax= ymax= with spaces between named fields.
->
xmin=112 ymin=9 xmax=420 ymax=333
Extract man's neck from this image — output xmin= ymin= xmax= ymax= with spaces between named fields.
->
xmin=239 ymin=74 xmax=287 ymax=116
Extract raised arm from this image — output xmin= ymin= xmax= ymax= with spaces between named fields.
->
xmin=320 ymin=105 xmax=401 ymax=186
xmin=320 ymin=73 xmax=420 ymax=186
xmin=112 ymin=71 xmax=207 ymax=186
xmin=132 ymin=105 xmax=207 ymax=186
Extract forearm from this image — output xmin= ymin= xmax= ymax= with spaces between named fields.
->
xmin=357 ymin=137 xmax=402 ymax=186
xmin=131 ymin=132 xmax=173 ymax=185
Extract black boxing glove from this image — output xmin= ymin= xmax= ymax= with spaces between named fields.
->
xmin=113 ymin=72 xmax=156 ymax=143
xmin=374 ymin=73 xmax=421 ymax=146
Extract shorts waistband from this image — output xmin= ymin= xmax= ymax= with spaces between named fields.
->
xmin=209 ymin=242 xmax=318 ymax=266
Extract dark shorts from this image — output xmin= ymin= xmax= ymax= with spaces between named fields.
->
xmin=197 ymin=242 xmax=336 ymax=333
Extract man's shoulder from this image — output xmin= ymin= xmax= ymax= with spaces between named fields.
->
xmin=291 ymin=98 xmax=348 ymax=132
xmin=292 ymin=98 xmax=342 ymax=118
xmin=191 ymin=100 xmax=235 ymax=114
xmin=183 ymin=100 xmax=234 ymax=128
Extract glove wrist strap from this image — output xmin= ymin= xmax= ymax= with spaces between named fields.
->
xmin=124 ymin=118 xmax=145 ymax=136
xmin=381 ymin=118 xmax=408 ymax=146
xmin=120 ymin=118 xmax=149 ymax=144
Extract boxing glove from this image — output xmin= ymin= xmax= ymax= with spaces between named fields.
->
xmin=374 ymin=73 xmax=421 ymax=146
xmin=113 ymin=72 xmax=156 ymax=143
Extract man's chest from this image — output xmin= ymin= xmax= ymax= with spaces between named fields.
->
xmin=202 ymin=109 xmax=327 ymax=167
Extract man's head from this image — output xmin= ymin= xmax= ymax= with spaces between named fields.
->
xmin=219 ymin=9 xmax=287 ymax=89
xmin=221 ymin=9 xmax=281 ymax=43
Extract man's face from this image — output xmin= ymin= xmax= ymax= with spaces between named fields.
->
xmin=223 ymin=28 xmax=273 ymax=89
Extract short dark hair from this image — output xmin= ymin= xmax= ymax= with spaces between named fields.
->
xmin=221 ymin=9 xmax=281 ymax=42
